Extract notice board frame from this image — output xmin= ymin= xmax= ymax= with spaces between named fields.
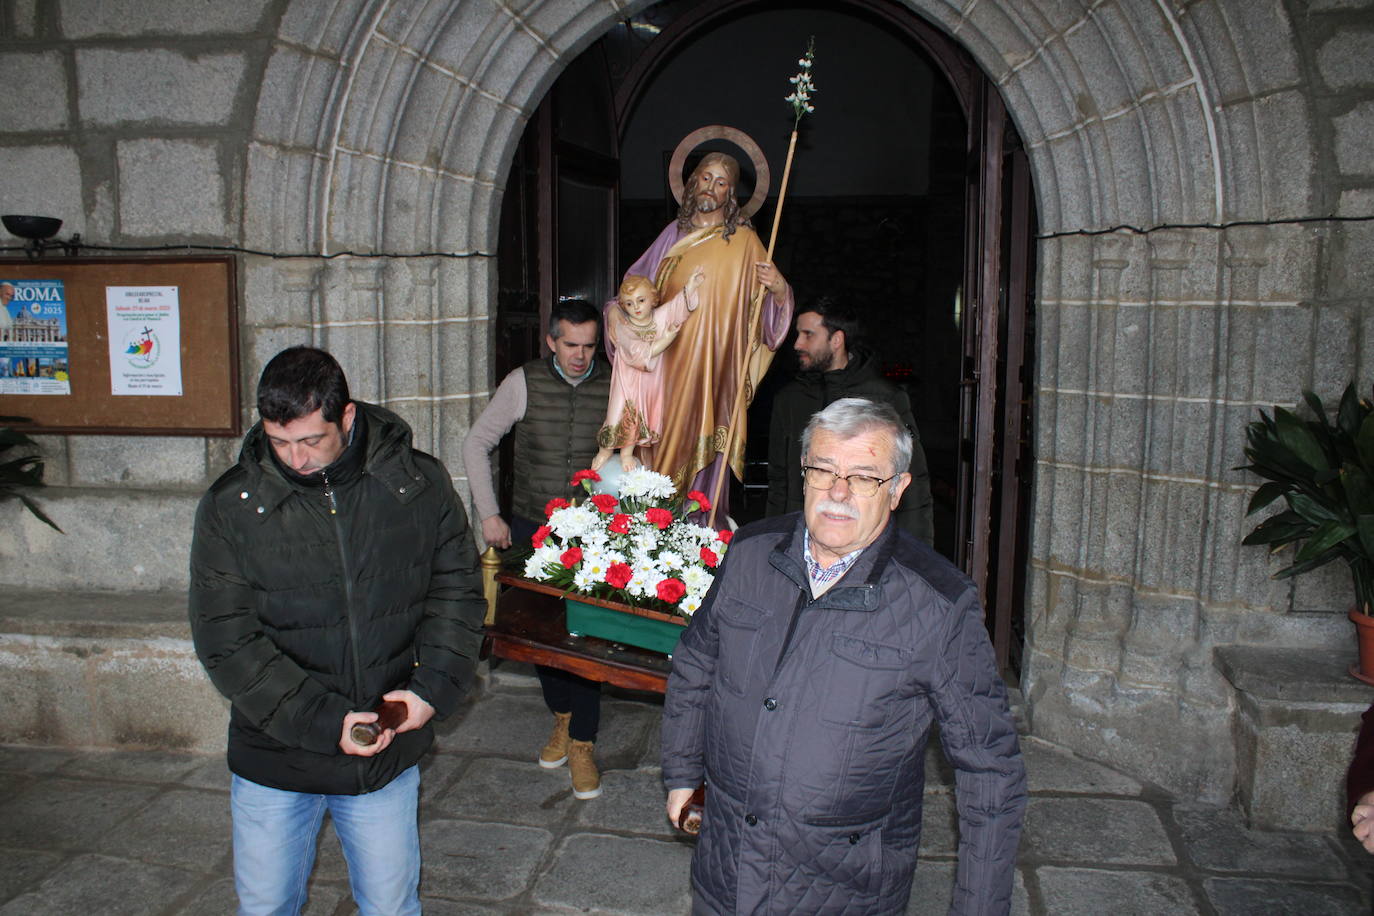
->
xmin=0 ymin=255 xmax=240 ymax=436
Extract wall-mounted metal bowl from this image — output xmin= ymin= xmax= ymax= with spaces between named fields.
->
xmin=2 ymin=215 xmax=63 ymax=241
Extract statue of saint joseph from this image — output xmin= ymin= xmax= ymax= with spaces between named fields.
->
xmin=618 ymin=151 xmax=794 ymax=517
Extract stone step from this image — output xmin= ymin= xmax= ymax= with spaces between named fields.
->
xmin=1215 ymin=645 xmax=1374 ymax=832
xmin=0 ymin=588 xmax=228 ymax=753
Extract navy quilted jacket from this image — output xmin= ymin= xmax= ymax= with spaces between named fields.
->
xmin=662 ymin=514 xmax=1026 ymax=915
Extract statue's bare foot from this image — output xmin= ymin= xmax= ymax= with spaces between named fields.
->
xmin=619 ymin=452 xmax=641 ymax=472
xmin=591 ymin=448 xmax=612 ymax=471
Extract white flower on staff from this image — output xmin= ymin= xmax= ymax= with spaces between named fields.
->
xmin=784 ymin=37 xmax=818 ymax=124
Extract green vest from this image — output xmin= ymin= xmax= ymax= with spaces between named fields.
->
xmin=511 ymin=356 xmax=611 ymax=522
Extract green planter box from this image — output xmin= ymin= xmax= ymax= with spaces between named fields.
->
xmin=564 ymin=597 xmax=685 ymax=656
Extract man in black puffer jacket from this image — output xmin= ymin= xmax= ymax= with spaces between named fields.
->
xmin=767 ymin=297 xmax=934 ymax=543
xmin=190 ymin=346 xmax=485 ymax=915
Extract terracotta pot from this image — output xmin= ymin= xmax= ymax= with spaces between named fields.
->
xmin=1349 ymin=607 xmax=1374 ymax=685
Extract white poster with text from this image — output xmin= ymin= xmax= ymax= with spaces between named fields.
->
xmin=106 ymin=286 xmax=183 ymax=396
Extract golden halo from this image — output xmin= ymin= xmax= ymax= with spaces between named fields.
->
xmin=668 ymin=125 xmax=771 ymax=220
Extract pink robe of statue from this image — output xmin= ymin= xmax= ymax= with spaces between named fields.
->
xmin=600 ymin=287 xmax=695 ymax=450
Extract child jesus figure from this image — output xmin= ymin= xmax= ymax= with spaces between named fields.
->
xmin=593 ymin=265 xmax=705 ymax=472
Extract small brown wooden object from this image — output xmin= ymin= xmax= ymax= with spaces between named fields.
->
xmin=677 ymin=783 xmax=707 ymax=835
xmin=349 ymin=700 xmax=409 ymax=746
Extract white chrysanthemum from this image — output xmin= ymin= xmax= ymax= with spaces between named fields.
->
xmin=684 ymin=524 xmax=718 ymax=547
xmin=657 ymin=550 xmax=685 ymax=571
xmin=680 ymin=594 xmax=701 ymax=616
xmin=581 ymin=527 xmax=611 ymax=552
xmin=628 ymin=560 xmax=661 ymax=597
xmin=523 ymin=544 xmax=564 ymax=580
xmin=682 ymin=565 xmax=713 ymax=593
xmin=573 ymin=564 xmax=601 ymax=592
xmin=549 ymin=504 xmax=600 ymax=539
xmin=618 ymin=466 xmax=675 ymax=501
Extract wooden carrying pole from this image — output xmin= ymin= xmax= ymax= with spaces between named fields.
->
xmin=766 ymin=129 xmax=799 ymax=259
xmin=706 ymin=129 xmax=800 ymax=527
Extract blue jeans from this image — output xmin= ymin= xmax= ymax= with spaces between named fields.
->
xmin=231 ymin=765 xmax=421 ymax=916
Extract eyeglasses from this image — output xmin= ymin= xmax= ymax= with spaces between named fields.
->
xmin=801 ymin=465 xmax=897 ymax=498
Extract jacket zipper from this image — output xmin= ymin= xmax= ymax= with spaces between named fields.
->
xmin=773 ymin=586 xmax=811 ymax=675
xmin=323 ymin=467 xmax=368 ymax=793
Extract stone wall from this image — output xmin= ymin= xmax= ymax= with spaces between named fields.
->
xmin=1 ymin=0 xmax=1371 ymax=803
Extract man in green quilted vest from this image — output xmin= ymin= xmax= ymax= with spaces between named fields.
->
xmin=462 ymin=298 xmax=613 ymax=798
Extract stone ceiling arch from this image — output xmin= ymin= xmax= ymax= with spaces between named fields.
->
xmin=249 ymin=0 xmax=1302 ymax=269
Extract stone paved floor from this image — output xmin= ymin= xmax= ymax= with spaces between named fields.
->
xmin=1 ymin=665 xmax=1371 ymax=915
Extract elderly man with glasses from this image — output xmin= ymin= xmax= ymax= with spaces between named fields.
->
xmin=661 ymin=397 xmax=1026 ymax=915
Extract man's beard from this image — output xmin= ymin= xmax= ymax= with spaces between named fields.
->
xmin=676 ymin=186 xmax=747 ymax=240
xmin=799 ymin=349 xmax=834 ymax=372
xmin=694 ymin=191 xmax=722 ymax=213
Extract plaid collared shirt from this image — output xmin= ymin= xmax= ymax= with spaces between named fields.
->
xmin=803 ymin=529 xmax=865 ymax=597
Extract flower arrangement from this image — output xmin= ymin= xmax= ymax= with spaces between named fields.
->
xmin=522 ymin=466 xmax=732 ymax=617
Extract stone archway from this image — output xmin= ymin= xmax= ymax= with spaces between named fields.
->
xmin=244 ymin=0 xmax=1338 ymax=803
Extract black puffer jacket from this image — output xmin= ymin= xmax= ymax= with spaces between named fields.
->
xmin=189 ymin=403 xmax=486 ymax=795
xmin=662 ymin=514 xmax=1025 ymax=915
xmin=766 ymin=349 xmax=934 ymax=543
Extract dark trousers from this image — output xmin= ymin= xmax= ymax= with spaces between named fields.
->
xmin=537 ymin=665 xmax=601 ymax=742
xmin=511 ymin=514 xmax=603 ymax=743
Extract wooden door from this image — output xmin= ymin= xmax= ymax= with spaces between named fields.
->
xmin=955 ymin=75 xmax=1037 ymax=678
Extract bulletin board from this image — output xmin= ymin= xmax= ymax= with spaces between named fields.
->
xmin=0 ymin=255 xmax=240 ymax=435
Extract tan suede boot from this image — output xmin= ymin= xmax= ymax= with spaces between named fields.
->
xmin=539 ymin=712 xmax=572 ymax=768
xmin=568 ymin=739 xmax=602 ymax=799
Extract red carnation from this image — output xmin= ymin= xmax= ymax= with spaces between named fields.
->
xmin=559 ymin=546 xmax=583 ymax=569
xmin=656 ymin=577 xmax=687 ymax=603
xmin=570 ymin=469 xmax=601 ymax=486
xmin=545 ymin=497 xmax=570 ymax=518
xmin=591 ymin=493 xmax=619 ymax=514
xmin=532 ymin=525 xmax=552 ymax=548
xmin=645 ymin=507 xmax=674 ymax=530
xmin=605 ymin=562 xmax=633 ymax=589
xmin=686 ymin=490 xmax=712 ymax=511
xmin=717 ymin=530 xmax=734 ymax=545
xmin=609 ymin=513 xmax=632 ymax=534
xmin=700 ymin=546 xmax=719 ymax=568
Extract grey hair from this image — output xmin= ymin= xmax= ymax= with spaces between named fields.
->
xmin=800 ymin=397 xmax=912 ymax=488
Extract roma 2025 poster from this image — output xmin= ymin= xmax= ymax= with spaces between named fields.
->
xmin=0 ymin=279 xmax=70 ymax=395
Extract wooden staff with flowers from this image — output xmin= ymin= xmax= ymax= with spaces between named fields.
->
xmin=708 ymin=38 xmax=818 ymax=525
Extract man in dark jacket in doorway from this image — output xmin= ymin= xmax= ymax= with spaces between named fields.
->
xmin=461 ymin=297 xmax=613 ymax=799
xmin=663 ymin=398 xmax=1025 ymax=915
xmin=190 ymin=346 xmax=486 ymax=915
xmin=766 ymin=297 xmax=934 ymax=543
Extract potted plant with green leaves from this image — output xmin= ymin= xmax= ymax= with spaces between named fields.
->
xmin=0 ymin=417 xmax=61 ymax=532
xmin=1238 ymin=383 xmax=1373 ymax=681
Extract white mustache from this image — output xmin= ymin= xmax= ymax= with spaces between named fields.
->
xmin=814 ymin=499 xmax=860 ymax=520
